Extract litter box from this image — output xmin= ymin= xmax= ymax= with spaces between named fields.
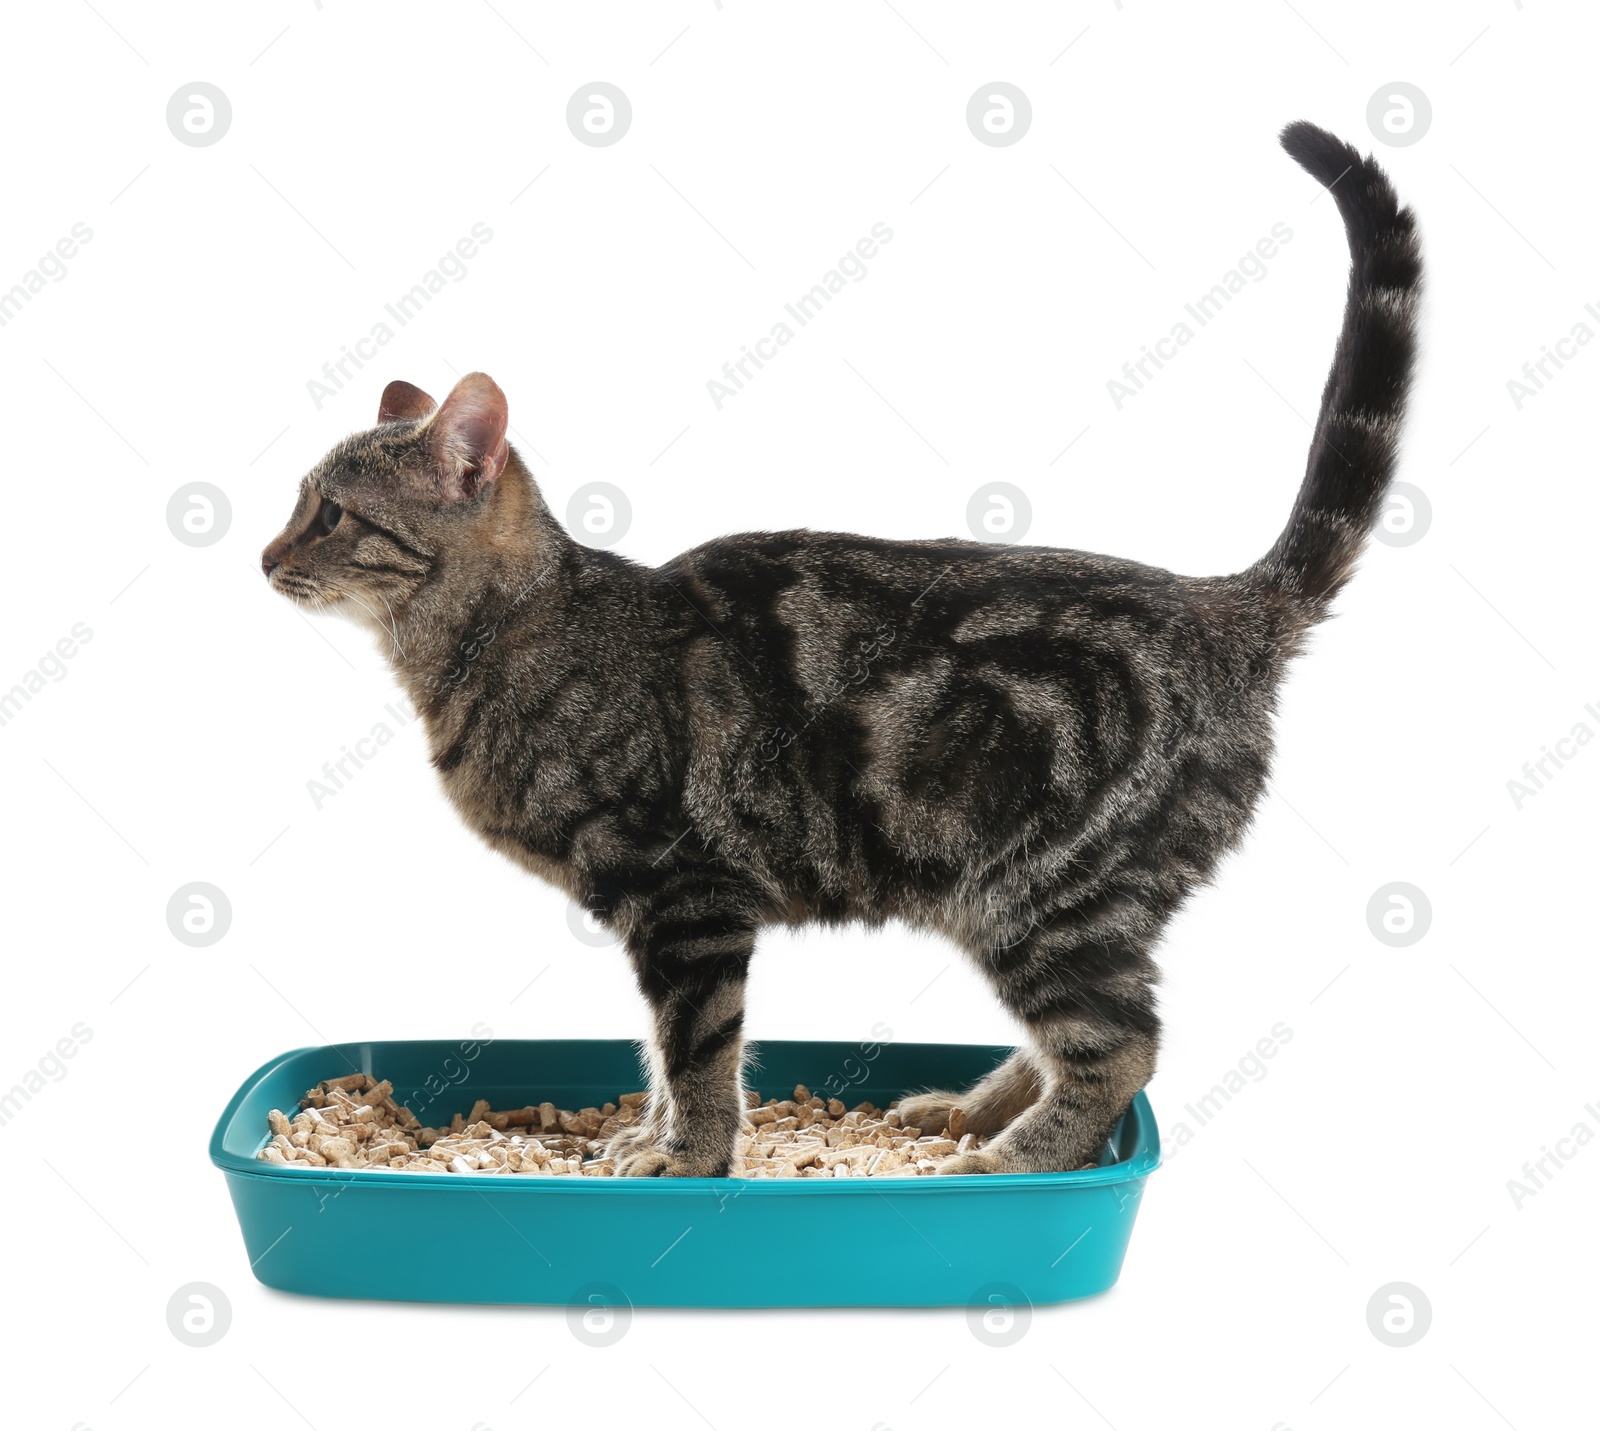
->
xmin=211 ymin=1038 xmax=1159 ymax=1308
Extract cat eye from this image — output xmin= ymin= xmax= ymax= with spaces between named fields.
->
xmin=315 ymin=499 xmax=343 ymax=535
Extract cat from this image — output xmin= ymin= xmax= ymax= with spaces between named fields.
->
xmin=261 ymin=123 xmax=1420 ymax=1177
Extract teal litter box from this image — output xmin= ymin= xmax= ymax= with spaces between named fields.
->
xmin=211 ymin=1039 xmax=1159 ymax=1308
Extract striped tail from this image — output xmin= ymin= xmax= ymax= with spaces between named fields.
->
xmin=1250 ymin=122 xmax=1422 ymax=623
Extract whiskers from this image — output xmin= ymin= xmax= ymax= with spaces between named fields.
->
xmin=342 ymin=587 xmax=407 ymax=661
xmin=270 ymin=572 xmax=323 ymax=604
xmin=270 ymin=568 xmax=407 ymax=662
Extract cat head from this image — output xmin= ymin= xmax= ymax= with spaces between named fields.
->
xmin=260 ymin=372 xmax=525 ymax=628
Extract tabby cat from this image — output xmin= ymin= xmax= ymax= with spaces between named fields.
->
xmin=261 ymin=123 xmax=1420 ymax=1176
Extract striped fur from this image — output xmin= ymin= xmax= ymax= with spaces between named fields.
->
xmin=261 ymin=125 xmax=1420 ymax=1175
xmin=1249 ymin=122 xmax=1423 ymax=626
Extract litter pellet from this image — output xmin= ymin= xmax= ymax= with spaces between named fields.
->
xmin=256 ymin=1073 xmax=987 ymax=1177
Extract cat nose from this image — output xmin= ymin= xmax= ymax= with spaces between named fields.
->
xmin=262 ymin=554 xmax=280 ymax=579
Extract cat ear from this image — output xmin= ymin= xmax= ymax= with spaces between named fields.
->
xmin=377 ymin=379 xmax=437 ymax=424
xmin=428 ymin=372 xmax=509 ymax=502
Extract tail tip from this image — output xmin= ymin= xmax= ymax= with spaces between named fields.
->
xmin=1278 ymin=120 xmax=1363 ymax=189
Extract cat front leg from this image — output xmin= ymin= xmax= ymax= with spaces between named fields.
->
xmin=607 ymin=887 xmax=756 ymax=1178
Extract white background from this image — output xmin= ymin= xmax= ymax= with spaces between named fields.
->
xmin=1 ymin=2 xmax=1595 ymax=1428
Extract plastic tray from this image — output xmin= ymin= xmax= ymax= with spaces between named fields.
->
xmin=211 ymin=1039 xmax=1159 ymax=1308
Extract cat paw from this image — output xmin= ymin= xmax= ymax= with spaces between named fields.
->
xmin=603 ymin=1121 xmax=655 ymax=1159
xmin=894 ymin=1091 xmax=961 ymax=1136
xmin=936 ymin=1146 xmax=1101 ymax=1175
xmin=935 ymin=1149 xmax=1006 ymax=1175
xmin=611 ymin=1140 xmax=729 ymax=1178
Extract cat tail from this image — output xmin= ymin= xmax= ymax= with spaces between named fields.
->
xmin=1247 ymin=121 xmax=1422 ymax=628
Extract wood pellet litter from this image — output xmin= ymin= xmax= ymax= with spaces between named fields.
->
xmin=257 ymin=1073 xmax=988 ymax=1178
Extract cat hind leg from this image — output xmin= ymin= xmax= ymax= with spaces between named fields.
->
xmin=896 ymin=1049 xmax=1042 ymax=1136
xmin=938 ymin=901 xmax=1161 ymax=1174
